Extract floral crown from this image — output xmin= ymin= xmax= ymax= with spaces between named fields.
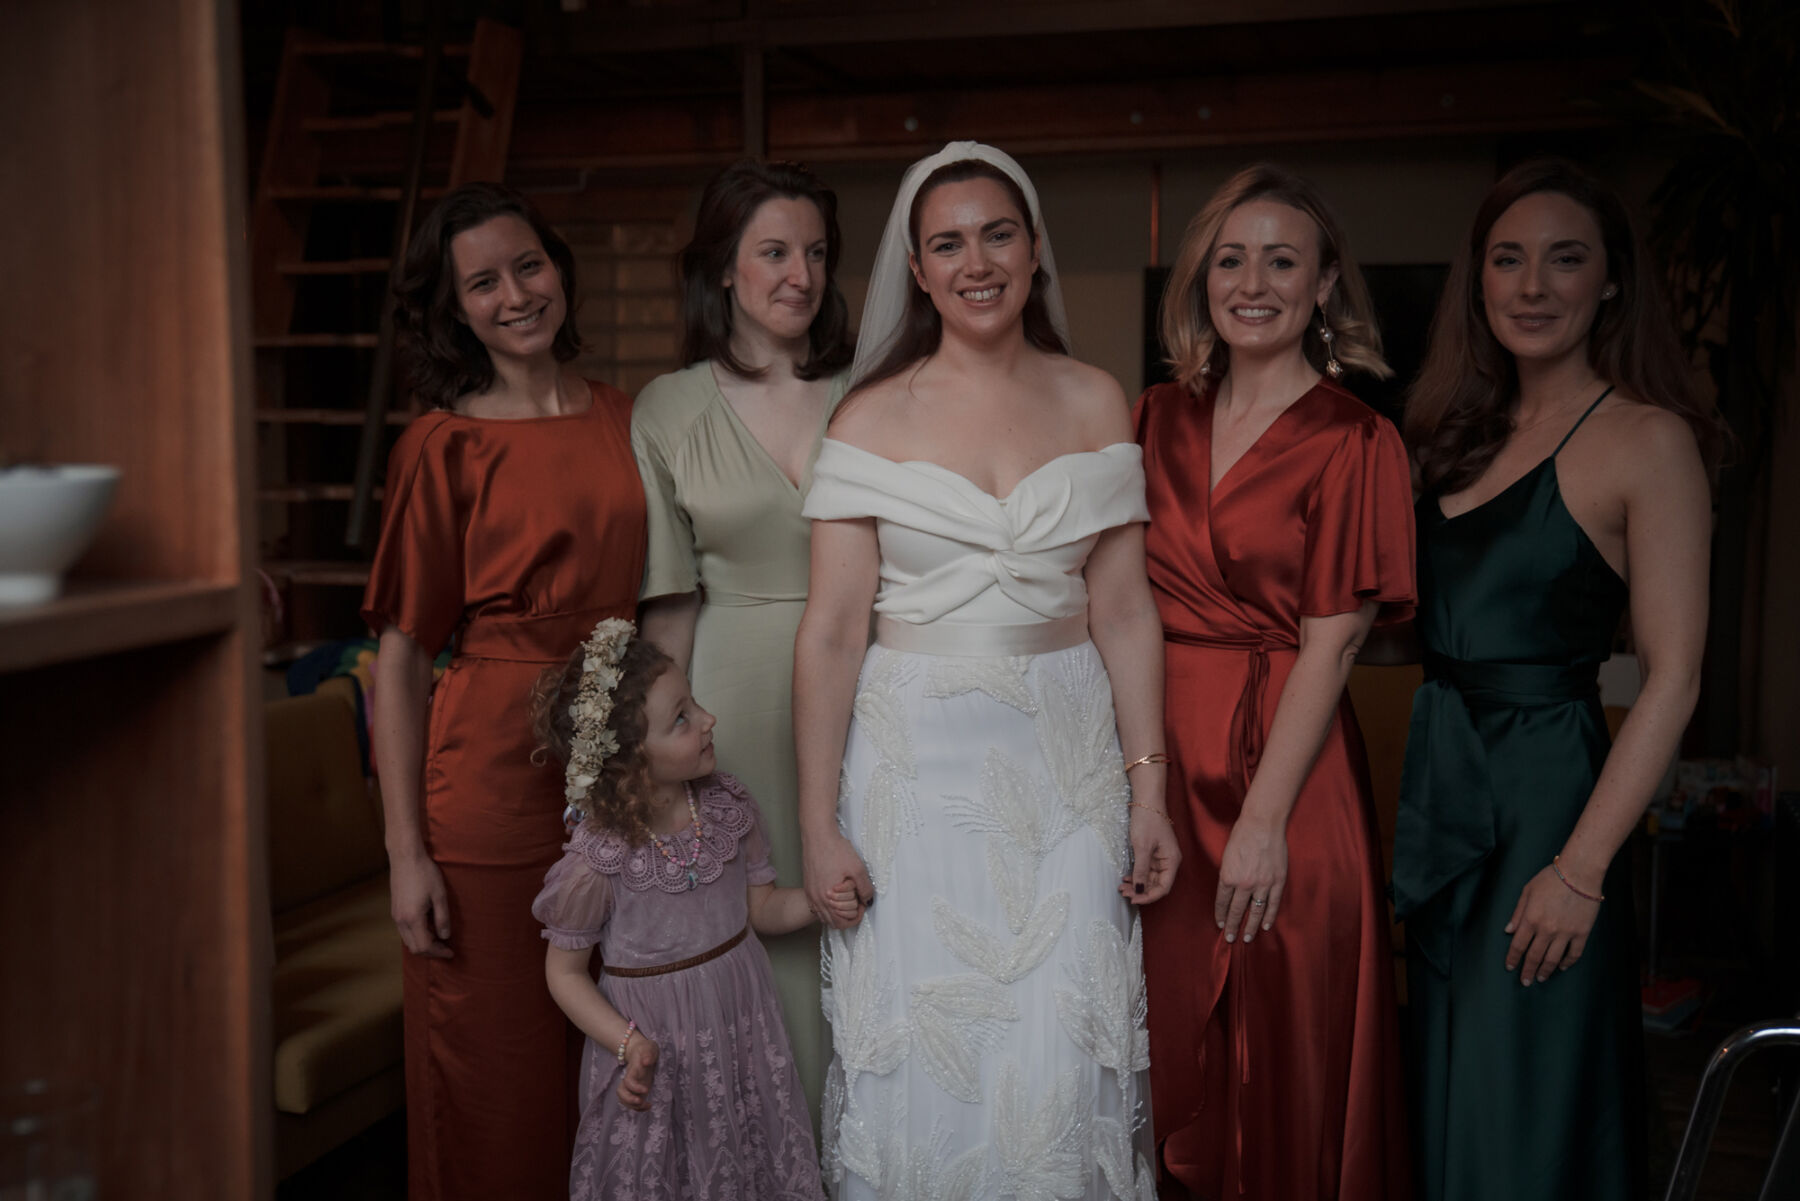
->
xmin=562 ymin=617 xmax=635 ymax=825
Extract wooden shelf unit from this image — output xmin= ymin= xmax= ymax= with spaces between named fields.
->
xmin=0 ymin=1 xmax=268 ymax=1198
xmin=0 ymin=582 xmax=241 ymax=673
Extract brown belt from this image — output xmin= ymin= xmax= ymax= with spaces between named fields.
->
xmin=602 ymin=926 xmax=748 ymax=978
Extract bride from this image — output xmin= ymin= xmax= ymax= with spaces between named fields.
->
xmin=794 ymin=141 xmax=1179 ymax=1200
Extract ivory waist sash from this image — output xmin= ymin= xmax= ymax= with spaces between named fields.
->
xmin=873 ymin=612 xmax=1088 ymax=657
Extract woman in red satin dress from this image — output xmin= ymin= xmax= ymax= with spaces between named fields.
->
xmin=1137 ymin=164 xmax=1413 ymax=1200
xmin=363 ymin=183 xmax=646 ymax=1200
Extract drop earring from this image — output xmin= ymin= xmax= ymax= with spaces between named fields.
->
xmin=1318 ymin=312 xmax=1343 ymax=380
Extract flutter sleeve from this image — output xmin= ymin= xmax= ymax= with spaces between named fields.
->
xmin=719 ymin=774 xmax=779 ymax=886
xmin=360 ymin=414 xmax=465 ymax=652
xmin=631 ymin=377 xmax=700 ymax=601
xmin=1300 ymin=412 xmax=1417 ymax=625
xmin=532 ymin=848 xmax=615 ymax=951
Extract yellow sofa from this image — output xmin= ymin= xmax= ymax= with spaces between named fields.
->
xmin=265 ymin=682 xmax=403 ymax=1178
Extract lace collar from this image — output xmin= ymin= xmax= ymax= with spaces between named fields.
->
xmin=570 ymin=773 xmax=755 ymax=893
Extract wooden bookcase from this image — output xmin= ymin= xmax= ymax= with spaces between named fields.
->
xmin=0 ymin=1 xmax=269 ymax=1197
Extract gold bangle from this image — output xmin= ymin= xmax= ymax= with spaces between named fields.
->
xmin=1124 ymin=752 xmax=1170 ymax=772
xmin=1128 ymin=801 xmax=1175 ymax=828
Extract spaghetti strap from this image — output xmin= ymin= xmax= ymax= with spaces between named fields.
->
xmin=1551 ymin=385 xmax=1616 ymax=457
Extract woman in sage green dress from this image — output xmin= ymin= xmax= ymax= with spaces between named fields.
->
xmin=633 ymin=160 xmax=853 ymax=1124
xmin=1394 ymin=159 xmax=1721 ymax=1201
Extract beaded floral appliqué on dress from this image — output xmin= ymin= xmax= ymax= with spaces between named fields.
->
xmin=824 ymin=647 xmax=1153 ymax=1200
xmin=806 ymin=439 xmax=1154 ymax=1200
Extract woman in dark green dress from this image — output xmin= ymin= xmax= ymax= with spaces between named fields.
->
xmin=1394 ymin=159 xmax=1721 ymax=1201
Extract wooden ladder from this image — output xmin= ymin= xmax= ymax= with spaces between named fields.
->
xmin=250 ymin=17 xmax=521 ymax=658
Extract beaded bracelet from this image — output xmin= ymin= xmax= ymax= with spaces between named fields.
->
xmin=615 ymin=1018 xmax=637 ymax=1064
xmin=1124 ymin=752 xmax=1170 ymax=772
xmin=1551 ymin=855 xmax=1604 ymax=903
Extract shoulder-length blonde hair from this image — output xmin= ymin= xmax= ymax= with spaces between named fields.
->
xmin=1161 ymin=163 xmax=1390 ymax=392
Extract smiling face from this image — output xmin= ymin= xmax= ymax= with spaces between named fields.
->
xmin=908 ymin=175 xmax=1039 ymax=346
xmin=640 ymin=664 xmax=717 ymax=789
xmin=724 ymin=195 xmax=828 ymax=345
xmin=1205 ymin=199 xmax=1338 ymax=366
xmin=449 ymin=214 xmax=566 ymax=363
xmin=1480 ymin=190 xmax=1612 ymax=366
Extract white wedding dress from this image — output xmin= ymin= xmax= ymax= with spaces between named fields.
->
xmin=803 ymin=437 xmax=1157 ymax=1201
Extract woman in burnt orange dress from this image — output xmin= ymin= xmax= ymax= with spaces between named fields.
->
xmin=363 ymin=182 xmax=646 ymax=1201
xmin=1136 ymin=164 xmax=1413 ymax=1200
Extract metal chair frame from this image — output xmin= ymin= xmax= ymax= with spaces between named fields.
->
xmin=1663 ymin=1018 xmax=1800 ymax=1201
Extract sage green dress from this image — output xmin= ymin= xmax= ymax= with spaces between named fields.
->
xmin=631 ymin=361 xmax=848 ymax=1126
xmin=1393 ymin=391 xmax=1646 ymax=1201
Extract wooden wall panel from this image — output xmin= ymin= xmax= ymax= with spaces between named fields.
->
xmin=0 ymin=0 xmax=266 ymax=1198
xmin=0 ymin=638 xmax=264 ymax=1198
xmin=0 ymin=0 xmax=253 ymax=586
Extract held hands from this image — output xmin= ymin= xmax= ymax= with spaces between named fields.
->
xmin=1120 ymin=805 xmax=1181 ymax=905
xmin=389 ymin=848 xmax=454 ymax=959
xmin=816 ymin=879 xmax=865 ymax=927
xmin=1504 ymin=860 xmax=1602 ymax=986
xmin=803 ymin=829 xmax=875 ymax=930
xmin=1215 ymin=816 xmax=1287 ymax=944
xmin=615 ymin=1032 xmax=660 ymax=1111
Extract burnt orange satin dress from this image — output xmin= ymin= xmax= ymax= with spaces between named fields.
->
xmin=1136 ymin=379 xmax=1413 ymax=1201
xmin=362 ymin=381 xmax=646 ymax=1201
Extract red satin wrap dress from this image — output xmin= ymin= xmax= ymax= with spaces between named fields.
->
xmin=1135 ymin=379 xmax=1413 ymax=1200
xmin=361 ymin=381 xmax=647 ymax=1201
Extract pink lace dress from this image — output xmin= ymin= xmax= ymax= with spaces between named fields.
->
xmin=532 ymin=773 xmax=824 ymax=1201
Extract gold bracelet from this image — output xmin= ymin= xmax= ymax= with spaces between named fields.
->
xmin=1128 ymin=801 xmax=1175 ymax=828
xmin=1124 ymin=752 xmax=1170 ymax=772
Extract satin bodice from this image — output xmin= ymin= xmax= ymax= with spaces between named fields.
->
xmin=802 ymin=439 xmax=1149 ymax=626
xmin=1416 ymin=458 xmax=1627 ymax=669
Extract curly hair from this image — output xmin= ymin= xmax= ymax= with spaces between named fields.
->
xmin=679 ymin=159 xmax=854 ymax=381
xmin=394 ymin=182 xmax=583 ymax=409
xmin=1161 ymin=162 xmax=1390 ymax=392
xmin=530 ymin=636 xmax=674 ymax=846
xmin=1406 ymin=157 xmax=1725 ymax=495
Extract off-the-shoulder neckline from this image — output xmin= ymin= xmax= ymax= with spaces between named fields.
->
xmin=818 ymin=438 xmax=1138 ymax=504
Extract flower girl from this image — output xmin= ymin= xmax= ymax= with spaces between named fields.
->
xmin=531 ymin=619 xmax=859 ymax=1199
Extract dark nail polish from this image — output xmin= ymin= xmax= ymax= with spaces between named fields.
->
xmin=1134 ymin=883 xmax=1146 ymax=895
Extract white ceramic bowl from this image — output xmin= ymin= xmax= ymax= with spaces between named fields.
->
xmin=0 ymin=465 xmax=122 ymax=605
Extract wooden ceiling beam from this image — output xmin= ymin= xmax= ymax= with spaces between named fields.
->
xmin=532 ymin=0 xmax=1555 ymax=54
xmin=493 ymin=56 xmax=1627 ymax=172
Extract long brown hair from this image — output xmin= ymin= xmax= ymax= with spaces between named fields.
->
xmin=849 ymin=158 xmax=1067 ymax=397
xmin=531 ymin=637 xmax=674 ymax=846
xmin=678 ymin=159 xmax=853 ymax=381
xmin=1406 ymin=157 xmax=1724 ymax=494
xmin=394 ymin=182 xmax=583 ymax=409
xmin=1161 ymin=163 xmax=1390 ymax=392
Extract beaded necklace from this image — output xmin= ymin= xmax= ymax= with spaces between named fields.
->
xmin=649 ymin=782 xmax=705 ymax=890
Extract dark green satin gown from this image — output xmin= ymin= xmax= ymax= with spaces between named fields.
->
xmin=1393 ymin=392 xmax=1647 ymax=1201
